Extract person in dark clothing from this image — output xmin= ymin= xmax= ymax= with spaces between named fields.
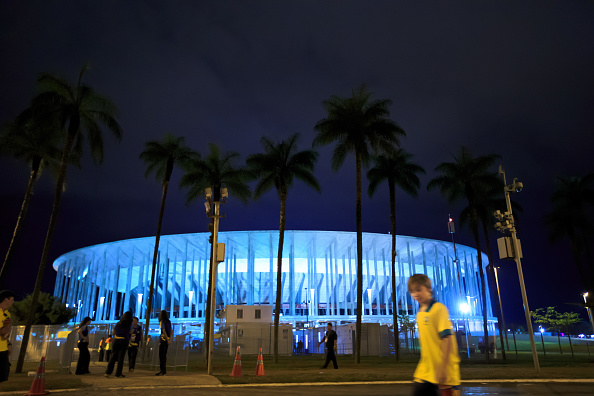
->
xmin=127 ymin=316 xmax=142 ymax=372
xmin=155 ymin=310 xmax=171 ymax=376
xmin=319 ymin=323 xmax=338 ymax=369
xmin=75 ymin=317 xmax=92 ymax=375
xmin=105 ymin=311 xmax=132 ymax=378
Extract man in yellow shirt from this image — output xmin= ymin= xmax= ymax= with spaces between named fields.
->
xmin=408 ymin=275 xmax=460 ymax=396
xmin=0 ymin=290 xmax=16 ymax=383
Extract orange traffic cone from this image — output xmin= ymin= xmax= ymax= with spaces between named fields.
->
xmin=25 ymin=356 xmax=49 ymax=395
xmin=256 ymin=347 xmax=265 ymax=376
xmin=230 ymin=346 xmax=242 ymax=377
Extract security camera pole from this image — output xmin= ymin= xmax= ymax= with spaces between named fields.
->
xmin=494 ymin=166 xmax=540 ymax=372
xmin=205 ymin=187 xmax=227 ymax=375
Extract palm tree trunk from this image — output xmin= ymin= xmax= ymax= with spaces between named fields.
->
xmin=389 ymin=182 xmax=399 ymax=360
xmin=274 ymin=187 xmax=287 ymax=363
xmin=481 ymin=222 xmax=506 ymax=360
xmin=15 ymin=127 xmax=76 ymax=374
xmin=0 ymin=157 xmax=41 ymax=281
xmin=471 ymin=217 xmax=490 ymax=363
xmin=355 ymin=152 xmax=363 ymax=364
xmin=143 ymin=180 xmax=170 ymax=356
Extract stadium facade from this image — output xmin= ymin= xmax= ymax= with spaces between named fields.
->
xmin=51 ymin=230 xmax=496 ymax=333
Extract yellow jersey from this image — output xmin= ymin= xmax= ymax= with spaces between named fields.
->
xmin=0 ymin=308 xmax=11 ymax=352
xmin=413 ymin=300 xmax=460 ymax=386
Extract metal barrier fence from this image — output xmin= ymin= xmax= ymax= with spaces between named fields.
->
xmin=8 ymin=324 xmax=190 ymax=372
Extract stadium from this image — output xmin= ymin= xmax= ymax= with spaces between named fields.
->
xmin=51 ymin=230 xmax=496 ymax=333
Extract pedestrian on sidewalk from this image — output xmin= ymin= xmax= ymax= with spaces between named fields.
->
xmin=0 ymin=290 xmax=16 ymax=383
xmin=128 ymin=316 xmax=142 ymax=372
xmin=98 ymin=337 xmax=106 ymax=362
xmin=319 ymin=322 xmax=338 ymax=369
xmin=408 ymin=274 xmax=460 ymax=396
xmin=155 ymin=310 xmax=171 ymax=376
xmin=75 ymin=316 xmax=92 ymax=375
xmin=105 ymin=311 xmax=132 ymax=378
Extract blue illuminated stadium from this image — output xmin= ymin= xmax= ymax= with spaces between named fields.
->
xmin=52 ymin=230 xmax=495 ymax=332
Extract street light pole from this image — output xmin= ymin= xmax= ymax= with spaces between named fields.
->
xmin=583 ymin=292 xmax=594 ymax=334
xmin=448 ymin=215 xmax=470 ymax=358
xmin=205 ymin=187 xmax=226 ymax=376
xmin=495 ymin=166 xmax=540 ymax=372
xmin=493 ymin=266 xmax=509 ymax=351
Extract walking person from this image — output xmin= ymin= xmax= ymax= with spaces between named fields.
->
xmin=98 ymin=337 xmax=106 ymax=362
xmin=105 ymin=311 xmax=132 ymax=378
xmin=105 ymin=335 xmax=112 ymax=361
xmin=155 ymin=310 xmax=171 ymax=376
xmin=0 ymin=290 xmax=16 ymax=383
xmin=408 ymin=274 xmax=460 ymax=396
xmin=319 ymin=322 xmax=338 ymax=369
xmin=75 ymin=316 xmax=92 ymax=375
xmin=127 ymin=316 xmax=142 ymax=372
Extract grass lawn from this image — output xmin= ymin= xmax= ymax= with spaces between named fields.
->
xmin=200 ymin=343 xmax=594 ymax=385
xmin=0 ymin=361 xmax=84 ymax=392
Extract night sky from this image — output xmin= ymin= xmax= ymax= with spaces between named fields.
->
xmin=1 ymin=1 xmax=593 ymax=327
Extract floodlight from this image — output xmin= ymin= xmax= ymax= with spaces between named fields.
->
xmin=459 ymin=303 xmax=470 ymax=313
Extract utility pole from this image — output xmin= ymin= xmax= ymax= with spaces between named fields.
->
xmin=494 ymin=166 xmax=540 ymax=372
xmin=205 ymin=187 xmax=227 ymax=375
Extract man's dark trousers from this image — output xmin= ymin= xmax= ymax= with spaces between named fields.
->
xmin=323 ymin=347 xmax=338 ymax=369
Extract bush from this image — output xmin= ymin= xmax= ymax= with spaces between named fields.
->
xmin=9 ymin=292 xmax=75 ymax=325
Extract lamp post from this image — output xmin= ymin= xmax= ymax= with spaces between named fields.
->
xmin=205 ymin=187 xmax=227 ymax=375
xmin=583 ymin=292 xmax=594 ymax=334
xmin=449 ymin=215 xmax=470 ymax=358
xmin=539 ymin=326 xmax=546 ymax=357
xmin=494 ymin=166 xmax=540 ymax=372
xmin=493 ymin=266 xmax=509 ymax=351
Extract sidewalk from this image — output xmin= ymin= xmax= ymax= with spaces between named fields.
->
xmin=76 ymin=361 xmax=221 ymax=390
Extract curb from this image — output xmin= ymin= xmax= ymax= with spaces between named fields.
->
xmin=2 ymin=378 xmax=594 ymax=395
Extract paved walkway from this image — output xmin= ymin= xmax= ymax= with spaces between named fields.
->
xmin=76 ymin=361 xmax=221 ymax=390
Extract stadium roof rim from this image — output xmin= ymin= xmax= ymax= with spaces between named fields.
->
xmin=52 ymin=230 xmax=486 ymax=271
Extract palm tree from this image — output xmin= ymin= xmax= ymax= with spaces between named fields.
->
xmin=0 ymin=105 xmax=73 ymax=281
xmin=314 ymin=85 xmax=405 ymax=363
xmin=366 ymin=148 xmax=425 ymax=360
xmin=180 ymin=143 xmax=251 ymax=366
xmin=139 ymin=133 xmax=199 ymax=349
xmin=544 ymin=174 xmax=594 ymax=294
xmin=461 ymin=182 xmax=512 ymax=359
xmin=427 ymin=146 xmax=499 ymax=362
xmin=15 ymin=65 xmax=122 ymax=373
xmin=246 ymin=133 xmax=320 ymax=363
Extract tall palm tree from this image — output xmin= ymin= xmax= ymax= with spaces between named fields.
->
xmin=15 ymin=65 xmax=122 ymax=373
xmin=366 ymin=148 xmax=425 ymax=360
xmin=0 ymin=106 xmax=74 ymax=281
xmin=246 ymin=133 xmax=320 ymax=363
xmin=180 ymin=143 xmax=251 ymax=365
xmin=427 ymin=146 xmax=499 ymax=363
xmin=314 ymin=85 xmax=405 ymax=363
xmin=139 ymin=134 xmax=199 ymax=348
xmin=461 ymin=182 xmax=512 ymax=359
xmin=544 ymin=174 xmax=594 ymax=294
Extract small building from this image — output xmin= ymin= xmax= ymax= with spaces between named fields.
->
xmin=225 ymin=305 xmax=272 ymax=324
xmin=222 ymin=305 xmax=292 ymax=355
